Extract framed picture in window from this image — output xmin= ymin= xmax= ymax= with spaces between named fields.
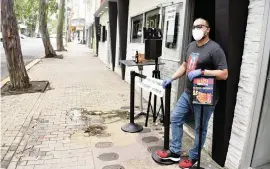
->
xmin=130 ymin=14 xmax=143 ymax=43
xmin=145 ymin=8 xmax=160 ymax=29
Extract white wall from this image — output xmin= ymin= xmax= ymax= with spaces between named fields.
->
xmin=118 ymin=0 xmax=187 ymax=110
xmin=225 ymin=0 xmax=266 ymax=169
xmin=115 ymin=18 xmax=122 ymax=76
xmin=98 ymin=10 xmax=109 ymax=65
xmin=72 ymin=0 xmax=86 ymax=19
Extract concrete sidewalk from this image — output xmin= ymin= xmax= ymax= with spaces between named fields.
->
xmin=1 ymin=43 xmax=221 ymax=169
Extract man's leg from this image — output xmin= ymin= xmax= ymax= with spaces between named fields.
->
xmin=157 ymin=92 xmax=190 ymax=161
xmin=189 ymin=105 xmax=215 ymax=160
xmin=179 ymin=105 xmax=215 ymax=168
xmin=170 ymin=92 xmax=190 ymax=154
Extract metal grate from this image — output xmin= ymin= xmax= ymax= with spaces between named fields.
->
xmin=98 ymin=152 xmax=119 ymax=161
xmin=147 ymin=146 xmax=163 ymax=153
xmin=102 ymin=164 xmax=125 ymax=169
xmin=140 ymin=128 xmax=151 ymax=133
xmin=142 ymin=136 xmax=159 ymax=143
xmin=95 ymin=142 xmax=113 ymax=148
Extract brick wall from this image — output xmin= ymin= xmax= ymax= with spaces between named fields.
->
xmin=225 ymin=0 xmax=266 ymax=169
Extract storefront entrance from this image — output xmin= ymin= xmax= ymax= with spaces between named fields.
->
xmin=185 ymin=0 xmax=215 ymax=130
xmin=183 ymin=0 xmax=249 ymax=167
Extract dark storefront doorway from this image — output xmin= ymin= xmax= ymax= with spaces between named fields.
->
xmin=184 ymin=0 xmax=249 ymax=167
xmin=186 ymin=0 xmax=215 ymax=130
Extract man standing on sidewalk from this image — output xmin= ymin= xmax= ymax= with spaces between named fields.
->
xmin=157 ymin=18 xmax=228 ymax=168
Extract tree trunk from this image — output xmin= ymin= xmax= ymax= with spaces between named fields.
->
xmin=1 ymin=0 xmax=30 ymax=89
xmin=56 ymin=0 xmax=66 ymax=51
xmin=39 ymin=0 xmax=57 ymax=58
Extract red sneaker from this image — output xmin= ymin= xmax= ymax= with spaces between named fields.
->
xmin=179 ymin=158 xmax=197 ymax=168
xmin=156 ymin=150 xmax=180 ymax=162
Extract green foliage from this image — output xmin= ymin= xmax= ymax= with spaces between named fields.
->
xmin=14 ymin=0 xmax=58 ymax=35
xmin=48 ymin=0 xmax=58 ymax=15
xmin=14 ymin=0 xmax=38 ymax=22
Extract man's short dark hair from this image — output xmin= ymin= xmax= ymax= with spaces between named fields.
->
xmin=195 ymin=18 xmax=210 ymax=28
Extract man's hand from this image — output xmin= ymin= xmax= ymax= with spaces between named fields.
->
xmin=162 ymin=78 xmax=173 ymax=89
xmin=187 ymin=69 xmax=202 ymax=81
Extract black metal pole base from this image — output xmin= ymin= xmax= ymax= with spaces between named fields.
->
xmin=121 ymin=123 xmax=143 ymax=133
xmin=151 ymin=152 xmax=178 ymax=165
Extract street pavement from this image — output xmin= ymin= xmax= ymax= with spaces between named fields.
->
xmin=1 ymin=43 xmax=221 ymax=169
xmin=0 ymin=37 xmax=58 ymax=80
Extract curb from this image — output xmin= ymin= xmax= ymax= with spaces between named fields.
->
xmin=0 ymin=58 xmax=42 ymax=88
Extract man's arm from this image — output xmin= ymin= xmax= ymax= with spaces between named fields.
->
xmin=206 ymin=47 xmax=228 ymax=80
xmin=204 ymin=69 xmax=228 ymax=80
xmin=171 ymin=62 xmax=187 ymax=80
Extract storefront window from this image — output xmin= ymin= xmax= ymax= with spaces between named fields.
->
xmin=131 ymin=14 xmax=143 ymax=43
xmin=145 ymin=8 xmax=160 ymax=29
xmin=165 ymin=5 xmax=179 ymax=49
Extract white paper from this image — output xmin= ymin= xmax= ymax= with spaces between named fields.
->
xmin=137 ymin=77 xmax=165 ymax=97
xmin=166 ymin=6 xmax=176 ymax=21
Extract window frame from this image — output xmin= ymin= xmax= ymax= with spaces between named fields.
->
xmin=129 ymin=7 xmax=161 ymax=44
xmin=130 ymin=14 xmax=144 ymax=43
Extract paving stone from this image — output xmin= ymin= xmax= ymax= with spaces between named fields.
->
xmin=4 ymin=151 xmax=15 ymax=161
xmin=6 ymin=162 xmax=17 ymax=169
xmin=1 ymin=160 xmax=9 ymax=168
xmin=44 ymin=159 xmax=61 ymax=164
xmin=77 ymin=165 xmax=95 ymax=169
xmin=17 ymin=160 xmax=27 ymax=166
xmin=33 ymin=164 xmax=52 ymax=169
xmin=23 ymin=165 xmax=35 ymax=169
xmin=27 ymin=160 xmax=44 ymax=165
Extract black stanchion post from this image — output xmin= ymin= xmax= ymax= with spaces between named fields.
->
xmin=198 ymin=106 xmax=204 ymax=169
xmin=121 ymin=71 xmax=143 ymax=133
xmin=191 ymin=75 xmax=216 ymax=169
xmin=151 ymin=83 xmax=176 ymax=165
xmin=192 ymin=106 xmax=204 ymax=169
xmin=153 ymin=94 xmax=157 ymax=122
xmin=130 ymin=71 xmax=135 ymax=124
xmin=190 ymin=105 xmax=206 ymax=169
xmin=163 ymin=83 xmax=171 ymax=150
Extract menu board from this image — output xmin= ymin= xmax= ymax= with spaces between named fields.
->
xmin=192 ymin=76 xmax=216 ymax=105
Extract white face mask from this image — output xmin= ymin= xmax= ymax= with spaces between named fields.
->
xmin=192 ymin=28 xmax=205 ymax=41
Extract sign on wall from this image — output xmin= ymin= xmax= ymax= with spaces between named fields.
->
xmin=165 ymin=5 xmax=179 ymax=48
xmin=166 ymin=6 xmax=176 ymax=21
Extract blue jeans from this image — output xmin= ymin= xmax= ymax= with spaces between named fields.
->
xmin=169 ymin=91 xmax=215 ymax=160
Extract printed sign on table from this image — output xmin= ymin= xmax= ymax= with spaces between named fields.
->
xmin=192 ymin=76 xmax=216 ymax=105
xmin=137 ymin=77 xmax=165 ymax=97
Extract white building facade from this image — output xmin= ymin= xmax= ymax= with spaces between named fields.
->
xmin=93 ymin=0 xmax=270 ymax=169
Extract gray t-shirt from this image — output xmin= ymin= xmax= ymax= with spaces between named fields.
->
xmin=184 ymin=39 xmax=228 ymax=96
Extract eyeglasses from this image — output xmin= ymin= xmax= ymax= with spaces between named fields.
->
xmin=192 ymin=25 xmax=209 ymax=29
